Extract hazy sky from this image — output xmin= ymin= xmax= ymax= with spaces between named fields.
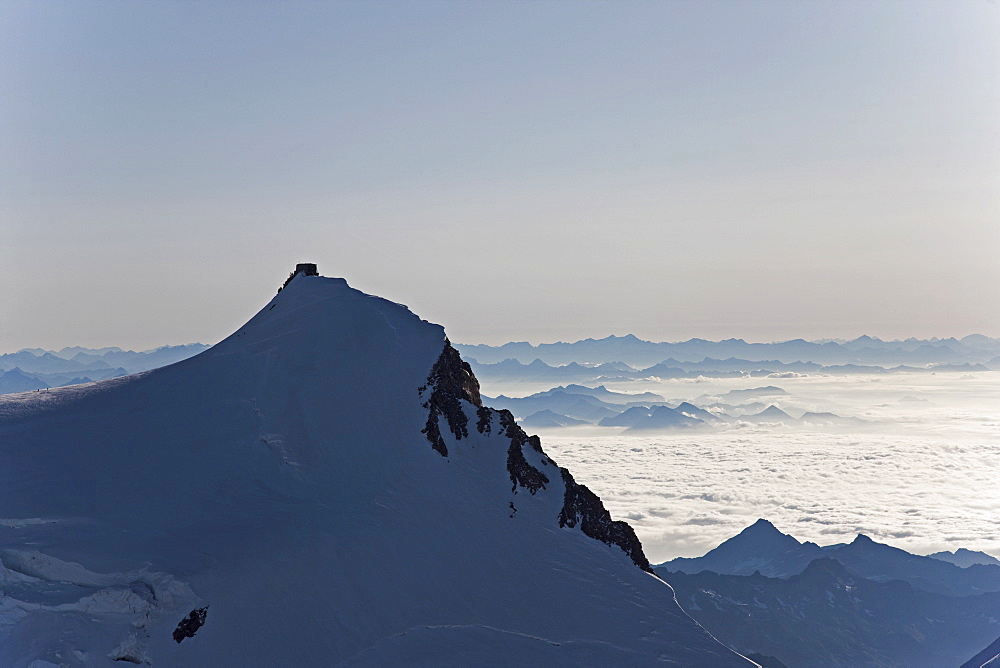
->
xmin=3 ymin=0 xmax=998 ymax=351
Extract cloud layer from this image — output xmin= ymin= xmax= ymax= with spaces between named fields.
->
xmin=533 ymin=372 xmax=1000 ymax=564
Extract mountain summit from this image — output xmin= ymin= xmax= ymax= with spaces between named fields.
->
xmin=658 ymin=519 xmax=825 ymax=578
xmin=0 ymin=267 xmax=749 ymax=665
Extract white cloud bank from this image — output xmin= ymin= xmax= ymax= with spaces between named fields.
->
xmin=544 ymin=431 xmax=998 ymax=563
xmin=533 ymin=372 xmax=1000 ymax=563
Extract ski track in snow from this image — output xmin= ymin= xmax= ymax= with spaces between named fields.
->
xmin=341 ymin=623 xmax=643 ymax=665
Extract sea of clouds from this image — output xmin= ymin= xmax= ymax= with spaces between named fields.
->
xmin=505 ymin=372 xmax=1000 ymax=564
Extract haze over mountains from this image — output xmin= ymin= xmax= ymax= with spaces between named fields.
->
xmin=6 ymin=333 xmax=995 ymax=398
xmin=2 ymin=341 xmax=977 ymax=442
xmin=481 ymin=384 xmax=871 ymax=433
xmin=5 ymin=330 xmax=996 ymax=398
xmin=0 ymin=344 xmax=209 ymax=393
xmin=457 ymin=334 xmax=1000 ymax=369
xmin=444 ymin=333 xmax=998 ymax=436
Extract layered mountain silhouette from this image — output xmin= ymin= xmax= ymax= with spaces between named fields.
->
xmin=463 ymin=354 xmax=994 ymax=388
xmin=537 ymin=383 xmax=665 ymax=404
xmin=930 ymin=548 xmax=1000 ymax=568
xmin=659 ymin=520 xmax=1000 ymax=597
xmin=665 ymin=558 xmax=1000 ymax=667
xmin=674 ymin=401 xmax=728 ymax=423
xmin=475 ymin=385 xmax=862 ymax=432
xmin=484 ymin=390 xmax=622 ymax=423
xmin=829 ymin=534 xmax=1000 ymax=597
xmin=0 ymin=344 xmax=208 ymax=395
xmin=657 ymin=520 xmax=1000 ymax=667
xmin=598 ymin=405 xmax=705 ymax=430
xmin=0 ymin=367 xmax=49 ymax=394
xmin=519 ymin=409 xmax=589 ymax=429
xmin=741 ymin=405 xmax=796 ymax=423
xmin=457 ymin=334 xmax=1000 ymax=368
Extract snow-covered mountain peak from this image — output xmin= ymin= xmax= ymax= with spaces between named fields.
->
xmin=0 ymin=266 xmax=749 ymax=666
xmin=214 ymin=270 xmax=443 ymax=356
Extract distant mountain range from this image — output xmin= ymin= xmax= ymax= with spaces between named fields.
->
xmin=465 ymin=355 xmax=992 ymax=388
xmin=599 ymin=405 xmax=704 ymax=430
xmin=660 ymin=519 xmax=1000 ymax=597
xmin=519 ymin=410 xmax=589 ymax=429
xmin=8 ymin=335 xmax=994 ymax=397
xmin=930 ymin=549 xmax=1000 ymax=568
xmin=484 ymin=384 xmax=862 ymax=432
xmin=0 ymin=344 xmax=210 ymax=394
xmin=457 ymin=334 xmax=1000 ymax=368
xmin=655 ymin=519 xmax=1000 ymax=667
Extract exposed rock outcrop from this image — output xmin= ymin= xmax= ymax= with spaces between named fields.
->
xmin=421 ymin=340 xmax=653 ymax=573
xmin=558 ymin=468 xmax=653 ymax=572
xmin=419 ymin=340 xmax=482 ymax=456
xmin=497 ymin=408 xmax=549 ymax=495
xmin=172 ymin=607 xmax=208 ymax=643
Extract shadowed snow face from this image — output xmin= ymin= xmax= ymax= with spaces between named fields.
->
xmin=0 ymin=275 xmax=751 ymax=667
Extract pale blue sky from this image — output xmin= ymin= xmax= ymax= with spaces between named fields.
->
xmin=2 ymin=0 xmax=998 ymax=350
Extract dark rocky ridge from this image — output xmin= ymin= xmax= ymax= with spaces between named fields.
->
xmin=421 ymin=341 xmax=652 ymax=572
xmin=497 ymin=409 xmax=549 ymax=495
xmin=557 ymin=468 xmax=653 ymax=573
xmin=420 ymin=340 xmax=482 ymax=456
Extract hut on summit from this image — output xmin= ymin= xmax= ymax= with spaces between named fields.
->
xmin=279 ymin=263 xmax=319 ymax=292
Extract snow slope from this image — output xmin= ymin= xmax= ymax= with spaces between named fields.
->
xmin=0 ymin=271 xmax=750 ymax=666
